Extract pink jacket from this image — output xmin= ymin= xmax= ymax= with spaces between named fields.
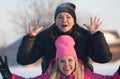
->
xmin=12 ymin=59 xmax=120 ymax=79
xmin=12 ymin=67 xmax=120 ymax=79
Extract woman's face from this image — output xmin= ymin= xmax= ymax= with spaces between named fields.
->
xmin=58 ymin=56 xmax=76 ymax=76
xmin=55 ymin=12 xmax=75 ymax=32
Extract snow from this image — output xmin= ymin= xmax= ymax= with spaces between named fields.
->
xmin=0 ymin=61 xmax=120 ymax=79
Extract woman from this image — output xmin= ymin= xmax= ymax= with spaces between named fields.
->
xmin=17 ymin=2 xmax=112 ymax=74
xmin=0 ymin=35 xmax=119 ymax=79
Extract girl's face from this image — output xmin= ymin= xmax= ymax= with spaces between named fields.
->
xmin=55 ymin=12 xmax=75 ymax=32
xmin=58 ymin=56 xmax=76 ymax=76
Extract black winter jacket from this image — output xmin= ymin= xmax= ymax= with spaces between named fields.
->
xmin=17 ymin=24 xmax=112 ymax=74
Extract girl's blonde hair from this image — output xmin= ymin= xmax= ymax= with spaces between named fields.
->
xmin=49 ymin=58 xmax=84 ymax=79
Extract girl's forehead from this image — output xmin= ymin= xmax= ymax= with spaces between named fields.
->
xmin=59 ymin=56 xmax=75 ymax=60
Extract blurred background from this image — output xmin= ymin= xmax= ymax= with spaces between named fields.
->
xmin=0 ymin=0 xmax=120 ymax=78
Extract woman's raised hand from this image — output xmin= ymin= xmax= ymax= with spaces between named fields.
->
xmin=29 ymin=19 xmax=44 ymax=36
xmin=83 ymin=17 xmax=102 ymax=34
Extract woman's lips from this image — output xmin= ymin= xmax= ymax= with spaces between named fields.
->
xmin=62 ymin=25 xmax=67 ymax=27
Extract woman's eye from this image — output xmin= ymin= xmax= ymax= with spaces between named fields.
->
xmin=58 ymin=16 xmax=63 ymax=18
xmin=67 ymin=16 xmax=71 ymax=18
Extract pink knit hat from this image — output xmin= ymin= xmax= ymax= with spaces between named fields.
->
xmin=55 ymin=35 xmax=77 ymax=60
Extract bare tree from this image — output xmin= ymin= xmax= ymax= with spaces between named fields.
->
xmin=10 ymin=0 xmax=63 ymax=36
xmin=10 ymin=0 xmax=94 ymax=36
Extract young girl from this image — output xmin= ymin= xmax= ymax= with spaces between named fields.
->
xmin=0 ymin=35 xmax=119 ymax=79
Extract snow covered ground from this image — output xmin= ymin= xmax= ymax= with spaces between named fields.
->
xmin=0 ymin=60 xmax=120 ymax=79
xmin=92 ymin=60 xmax=120 ymax=75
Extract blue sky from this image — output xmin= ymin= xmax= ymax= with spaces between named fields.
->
xmin=0 ymin=0 xmax=120 ymax=46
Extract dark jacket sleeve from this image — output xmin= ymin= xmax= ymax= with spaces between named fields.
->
xmin=17 ymin=35 xmax=44 ymax=65
xmin=87 ymin=31 xmax=112 ymax=63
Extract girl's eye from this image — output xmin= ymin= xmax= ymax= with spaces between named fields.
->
xmin=69 ymin=60 xmax=72 ymax=61
xmin=68 ymin=59 xmax=73 ymax=62
xmin=60 ymin=60 xmax=65 ymax=63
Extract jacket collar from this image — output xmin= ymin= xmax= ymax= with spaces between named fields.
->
xmin=60 ymin=72 xmax=75 ymax=79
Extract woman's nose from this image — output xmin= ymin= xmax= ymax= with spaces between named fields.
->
xmin=63 ymin=17 xmax=67 ymax=23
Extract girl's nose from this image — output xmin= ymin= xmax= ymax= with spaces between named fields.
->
xmin=64 ymin=61 xmax=69 ymax=66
